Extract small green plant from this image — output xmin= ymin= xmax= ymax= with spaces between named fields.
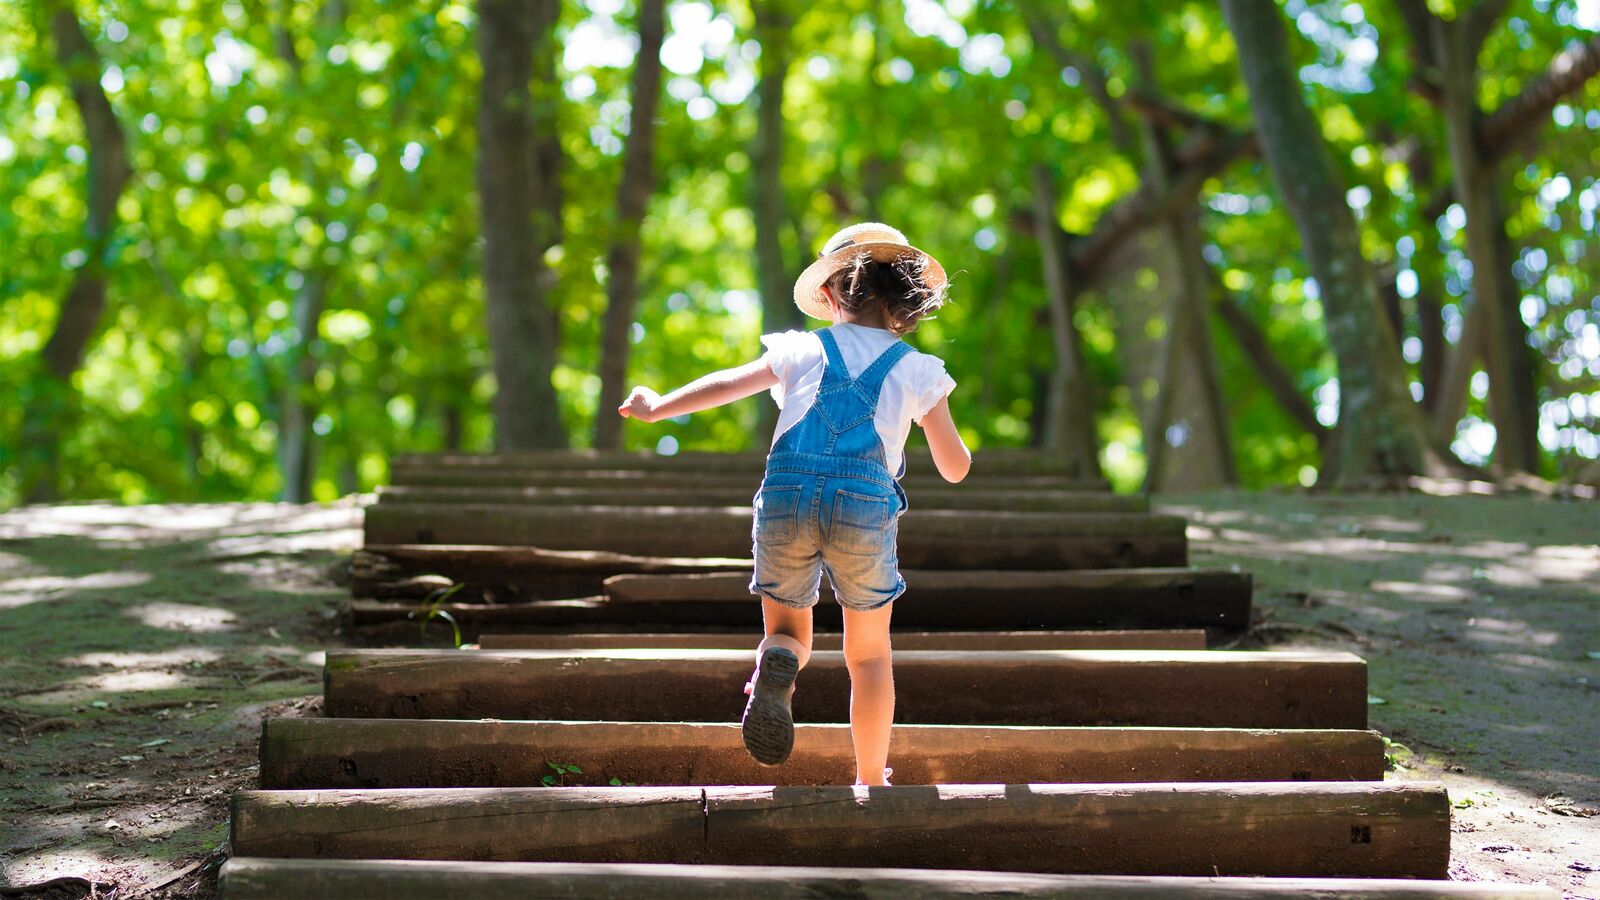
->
xmin=608 ymin=777 xmax=635 ymax=786
xmin=542 ymin=761 xmax=582 ymax=786
xmin=409 ymin=584 xmax=465 ymax=648
xmin=1380 ymin=735 xmax=1413 ymax=773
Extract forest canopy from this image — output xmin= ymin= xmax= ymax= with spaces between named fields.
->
xmin=1 ymin=0 xmax=1597 ymax=505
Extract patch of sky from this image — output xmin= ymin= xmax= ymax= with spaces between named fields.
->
xmin=1287 ymin=0 xmax=1377 ymax=93
xmin=904 ymin=0 xmax=968 ymax=47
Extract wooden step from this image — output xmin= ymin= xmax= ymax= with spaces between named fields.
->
xmin=375 ymin=484 xmax=1148 ymax=513
xmin=258 ymin=719 xmax=1385 ymax=789
xmin=362 ymin=505 xmax=1188 ymax=570
xmin=354 ymin=548 xmax=1248 ymax=623
xmin=390 ymin=468 xmax=1109 ymax=492
xmin=476 ymin=629 xmax=1209 ymax=651
xmin=606 ymin=568 xmax=1250 ymax=628
xmin=392 ymin=449 xmax=1095 ymax=480
xmin=228 ymin=783 xmax=1449 ymax=878
xmin=352 ymin=544 xmax=750 ymax=603
xmin=222 ymin=859 xmax=1555 ymax=899
xmin=322 ymin=649 xmax=1367 ymax=728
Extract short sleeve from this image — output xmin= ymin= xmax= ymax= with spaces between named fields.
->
xmin=911 ymin=354 xmax=957 ymax=422
xmin=759 ymin=330 xmax=816 ymax=407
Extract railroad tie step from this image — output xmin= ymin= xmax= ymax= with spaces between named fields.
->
xmin=227 ymin=782 xmax=1451 ymax=879
xmin=321 ymin=648 xmax=1367 ymax=729
xmin=374 ymin=483 xmax=1148 ymax=513
xmin=218 ymin=859 xmax=1558 ymax=900
xmin=475 ymin=629 xmax=1210 ymax=651
xmin=361 ymin=504 xmax=1188 ymax=569
xmin=258 ymin=719 xmax=1386 ymax=789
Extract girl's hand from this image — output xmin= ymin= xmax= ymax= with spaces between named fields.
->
xmin=618 ymin=386 xmax=663 ymax=422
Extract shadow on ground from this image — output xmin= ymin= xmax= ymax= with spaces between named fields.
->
xmin=1158 ymin=490 xmax=1599 ymax=896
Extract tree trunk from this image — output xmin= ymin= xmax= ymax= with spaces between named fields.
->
xmin=476 ymin=0 xmax=567 ymax=450
xmin=1220 ymin=0 xmax=1435 ymax=486
xmin=279 ymin=275 xmax=327 ymax=501
xmin=1431 ymin=14 xmax=1539 ymax=473
xmin=593 ymin=0 xmax=665 ymax=450
xmin=751 ymin=0 xmax=801 ymax=437
xmin=1128 ymin=47 xmax=1235 ymax=489
xmin=1211 ymin=295 xmax=1328 ymax=449
xmin=1031 ymin=165 xmax=1104 ymax=479
xmin=19 ymin=5 xmax=133 ymax=502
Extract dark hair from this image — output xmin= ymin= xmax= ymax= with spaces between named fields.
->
xmin=823 ymin=252 xmax=947 ymax=335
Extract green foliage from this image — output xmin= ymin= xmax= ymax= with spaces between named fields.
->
xmin=1 ymin=0 xmax=1596 ymax=504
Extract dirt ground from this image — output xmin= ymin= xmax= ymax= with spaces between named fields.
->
xmin=0 ymin=490 xmax=1595 ymax=898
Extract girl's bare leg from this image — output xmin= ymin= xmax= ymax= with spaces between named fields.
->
xmin=841 ymin=604 xmax=895 ymax=786
xmin=757 ymin=597 xmax=813 ymax=669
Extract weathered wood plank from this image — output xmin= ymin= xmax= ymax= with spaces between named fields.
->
xmin=476 ymin=629 xmax=1210 ymax=651
xmin=258 ymin=718 xmax=1385 ymax=789
xmin=374 ymin=484 xmax=1148 ymax=513
xmin=352 ymin=552 xmax=1247 ymax=625
xmin=322 ymin=649 xmax=1367 ymax=728
xmin=351 ymin=544 xmax=750 ymax=603
xmin=220 ymin=858 xmax=1554 ymax=900
xmin=390 ymin=468 xmax=1109 ymax=492
xmin=362 ymin=505 xmax=1188 ymax=570
xmin=228 ymin=783 xmax=1449 ymax=878
xmin=391 ymin=448 xmax=1101 ymax=481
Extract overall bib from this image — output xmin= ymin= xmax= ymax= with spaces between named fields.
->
xmin=749 ymin=327 xmax=913 ymax=612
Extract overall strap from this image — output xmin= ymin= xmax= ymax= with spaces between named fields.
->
xmin=815 ymin=328 xmax=852 ymax=387
xmin=852 ymin=339 xmax=914 ymax=404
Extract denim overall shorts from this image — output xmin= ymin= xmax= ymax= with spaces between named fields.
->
xmin=749 ymin=328 xmax=913 ymax=612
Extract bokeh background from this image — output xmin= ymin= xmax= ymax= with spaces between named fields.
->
xmin=1 ymin=0 xmax=1596 ymax=504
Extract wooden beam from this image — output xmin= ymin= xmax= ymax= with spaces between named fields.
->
xmin=361 ymin=505 xmax=1189 ymax=571
xmin=220 ymin=859 xmax=1554 ymax=899
xmin=476 ymin=629 xmax=1209 ymax=651
xmin=391 ymin=449 xmax=1095 ymax=479
xmin=321 ymin=649 xmax=1367 ymax=728
xmin=349 ymin=565 xmax=1252 ymax=630
xmin=389 ymin=467 xmax=1111 ymax=493
xmin=229 ymin=783 xmax=1448 ymax=878
xmin=258 ymin=718 xmax=1384 ymax=789
xmin=374 ymin=484 xmax=1150 ymax=514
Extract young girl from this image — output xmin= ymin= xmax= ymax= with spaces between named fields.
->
xmin=618 ymin=222 xmax=970 ymax=786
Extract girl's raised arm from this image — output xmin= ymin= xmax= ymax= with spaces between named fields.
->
xmin=916 ymin=396 xmax=970 ymax=483
xmin=618 ymin=358 xmax=779 ymax=423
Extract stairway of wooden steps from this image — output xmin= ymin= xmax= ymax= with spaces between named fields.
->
xmin=215 ymin=449 xmax=1529 ymax=898
xmin=219 ymin=859 xmax=1554 ymax=899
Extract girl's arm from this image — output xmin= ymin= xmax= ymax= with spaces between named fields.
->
xmin=618 ymin=358 xmax=779 ymax=423
xmin=917 ymin=396 xmax=970 ymax=483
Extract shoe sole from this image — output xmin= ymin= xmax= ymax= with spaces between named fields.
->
xmin=741 ymin=646 xmax=799 ymax=766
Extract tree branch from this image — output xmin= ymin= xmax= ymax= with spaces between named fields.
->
xmin=1020 ymin=2 xmax=1136 ymax=155
xmin=1479 ymin=34 xmax=1600 ymax=159
xmin=1069 ymin=128 xmax=1256 ymax=283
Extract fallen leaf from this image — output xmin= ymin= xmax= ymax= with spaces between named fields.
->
xmin=1367 ymin=695 xmax=1388 ymax=706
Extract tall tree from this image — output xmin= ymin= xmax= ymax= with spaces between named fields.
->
xmin=18 ymin=3 xmax=133 ymax=501
xmin=752 ymin=12 xmax=800 ymax=301
xmin=1220 ymin=0 xmax=1436 ymax=485
xmin=1031 ymin=165 xmax=1104 ymax=479
xmin=1128 ymin=43 xmax=1236 ymax=490
xmin=476 ymin=0 xmax=566 ymax=450
xmin=594 ymin=0 xmax=665 ymax=450
xmin=1399 ymin=5 xmax=1600 ymax=472
xmin=272 ymin=0 xmax=347 ymax=502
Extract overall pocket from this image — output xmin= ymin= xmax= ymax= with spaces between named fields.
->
xmin=753 ymin=484 xmax=802 ymax=546
xmin=827 ymin=488 xmax=894 ymax=556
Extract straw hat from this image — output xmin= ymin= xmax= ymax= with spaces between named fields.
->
xmin=792 ymin=222 xmax=947 ymax=321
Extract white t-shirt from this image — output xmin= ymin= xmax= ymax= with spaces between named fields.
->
xmin=760 ymin=322 xmax=956 ymax=477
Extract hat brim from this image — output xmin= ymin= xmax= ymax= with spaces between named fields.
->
xmin=792 ymin=241 xmax=948 ymax=321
